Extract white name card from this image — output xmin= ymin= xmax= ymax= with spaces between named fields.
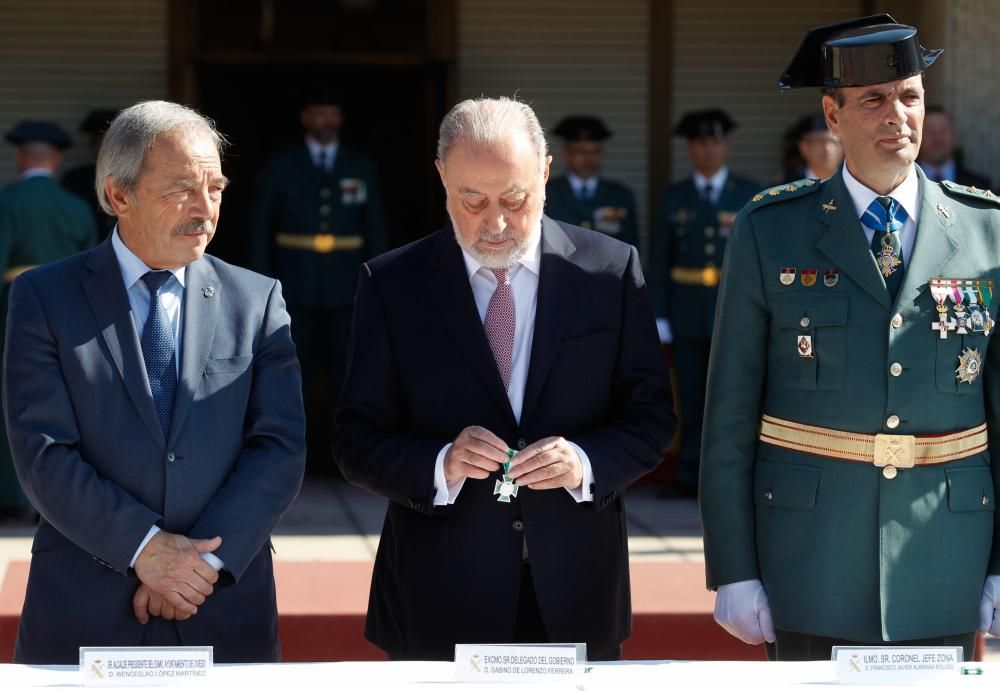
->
xmin=833 ymin=646 xmax=962 ymax=685
xmin=80 ymin=646 xmax=212 ymax=686
xmin=455 ymin=643 xmax=583 ymax=683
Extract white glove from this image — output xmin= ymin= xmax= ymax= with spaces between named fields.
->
xmin=656 ymin=318 xmax=673 ymax=344
xmin=714 ymin=579 xmax=776 ymax=645
xmin=978 ymin=575 xmax=1000 ymax=637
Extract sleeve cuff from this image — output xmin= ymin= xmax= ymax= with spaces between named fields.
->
xmin=201 ymin=552 xmax=225 ymax=572
xmin=433 ymin=443 xmax=467 ymax=506
xmin=130 ymin=525 xmax=161 ymax=568
xmin=564 ymin=441 xmax=595 ymax=503
xmin=656 ymin=318 xmax=673 ymax=344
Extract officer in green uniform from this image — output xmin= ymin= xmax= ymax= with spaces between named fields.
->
xmin=545 ymin=116 xmax=638 ymax=246
xmin=701 ymin=15 xmax=1000 ymax=661
xmin=0 ymin=120 xmax=99 ymax=521
xmin=781 ymin=113 xmax=843 ymax=184
xmin=651 ymin=109 xmax=760 ymax=498
xmin=62 ymin=109 xmax=119 ymax=235
xmin=249 ymin=89 xmax=385 ymax=470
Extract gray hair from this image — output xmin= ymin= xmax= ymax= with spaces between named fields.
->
xmin=96 ymin=101 xmax=226 ymax=215
xmin=437 ymin=97 xmax=548 ymax=170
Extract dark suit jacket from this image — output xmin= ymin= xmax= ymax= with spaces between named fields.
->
xmin=3 ymin=238 xmax=306 ymax=663
xmin=332 ymin=216 xmax=675 ymax=659
xmin=249 ymin=143 xmax=386 ymax=308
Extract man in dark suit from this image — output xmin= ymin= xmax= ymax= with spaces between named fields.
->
xmin=333 ymin=97 xmax=674 ymax=661
xmin=3 ymin=101 xmax=306 ymax=663
xmin=918 ymin=105 xmax=993 ymax=190
xmin=0 ymin=120 xmax=99 ymax=523
xmin=544 ymin=116 xmax=638 ymax=246
xmin=650 ymin=109 xmax=760 ymax=498
xmin=250 ymin=89 xmax=385 ymax=471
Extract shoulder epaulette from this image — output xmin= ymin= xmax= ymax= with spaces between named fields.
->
xmin=747 ymin=178 xmax=820 ymax=212
xmin=939 ymin=180 xmax=1000 ymax=206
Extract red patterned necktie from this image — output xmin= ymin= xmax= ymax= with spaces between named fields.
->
xmin=484 ymin=267 xmax=515 ymax=389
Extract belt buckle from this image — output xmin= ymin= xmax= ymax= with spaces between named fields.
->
xmin=873 ymin=434 xmax=916 ymax=469
xmin=313 ymin=234 xmax=335 ymax=253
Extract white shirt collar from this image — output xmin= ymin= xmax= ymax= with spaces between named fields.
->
xmin=566 ymin=172 xmax=598 ymax=196
xmin=842 ymin=162 xmax=920 ymax=225
xmin=111 ymin=227 xmax=187 ymax=291
xmin=305 ymin=136 xmax=338 ymax=159
xmin=21 ymin=168 xmax=54 ymax=180
xmin=460 ymin=222 xmax=543 ymax=281
xmin=693 ymin=166 xmax=728 ymax=192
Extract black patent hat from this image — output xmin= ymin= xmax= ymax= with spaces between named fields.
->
xmin=552 ymin=115 xmax=612 ymax=142
xmin=5 ymin=120 xmax=72 ymax=149
xmin=674 ymin=109 xmax=736 ymax=140
xmin=79 ymin=109 xmax=119 ymax=135
xmin=779 ymin=14 xmax=941 ymax=90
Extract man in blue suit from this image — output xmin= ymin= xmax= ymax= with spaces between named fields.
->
xmin=3 ymin=101 xmax=306 ymax=663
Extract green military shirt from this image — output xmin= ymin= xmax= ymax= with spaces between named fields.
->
xmin=545 ymin=175 xmax=638 ymax=247
xmin=249 ymin=143 xmax=386 ymax=308
xmin=701 ymin=169 xmax=1000 ymax=643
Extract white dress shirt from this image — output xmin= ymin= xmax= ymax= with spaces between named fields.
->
xmin=566 ymin=172 xmax=598 ymax=200
xmin=432 ymin=227 xmax=595 ymax=506
xmin=693 ymin=167 xmax=729 ymax=206
xmin=306 ymin=136 xmax=339 ymax=172
xmin=112 ymin=229 xmax=224 ymax=572
xmin=842 ymin=162 xmax=920 ymax=265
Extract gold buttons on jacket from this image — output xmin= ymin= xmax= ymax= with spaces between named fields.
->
xmin=886 ymin=415 xmax=900 ymax=429
xmin=764 ymin=489 xmax=774 ymax=502
xmin=800 ymin=317 xmax=811 ymax=328
xmin=889 ymin=363 xmax=903 ymax=377
xmin=891 ymin=313 xmax=903 ymax=328
xmin=320 ymin=187 xmax=332 ymax=198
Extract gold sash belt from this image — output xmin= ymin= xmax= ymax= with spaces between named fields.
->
xmin=275 ymin=233 xmax=364 ymax=253
xmin=3 ymin=264 xmax=38 ymax=284
xmin=759 ymin=414 xmax=988 ymax=472
xmin=671 ymin=266 xmax=721 ymax=287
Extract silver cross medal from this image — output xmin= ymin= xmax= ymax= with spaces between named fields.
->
xmin=494 ymin=449 xmax=519 ymax=503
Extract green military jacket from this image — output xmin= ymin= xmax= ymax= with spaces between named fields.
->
xmin=701 ymin=168 xmax=1000 ymax=643
xmin=544 ymin=176 xmax=638 ymax=247
xmin=651 ymin=172 xmax=760 ymax=338
xmin=249 ymin=143 xmax=386 ymax=308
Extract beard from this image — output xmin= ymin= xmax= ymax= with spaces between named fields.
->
xmin=448 ymin=207 xmax=541 ymax=270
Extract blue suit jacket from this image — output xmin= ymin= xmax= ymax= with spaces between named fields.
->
xmin=333 ymin=217 xmax=675 ymax=659
xmin=3 ymin=238 xmax=306 ymax=663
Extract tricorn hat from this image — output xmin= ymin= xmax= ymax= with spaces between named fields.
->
xmin=673 ymin=109 xmax=736 ymax=140
xmin=779 ymin=14 xmax=941 ymax=90
xmin=552 ymin=116 xmax=612 ymax=142
xmin=5 ymin=120 xmax=72 ymax=149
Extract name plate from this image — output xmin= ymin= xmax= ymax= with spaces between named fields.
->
xmin=80 ymin=646 xmax=212 ymax=686
xmin=454 ymin=643 xmax=583 ymax=683
xmin=833 ymin=646 xmax=962 ymax=685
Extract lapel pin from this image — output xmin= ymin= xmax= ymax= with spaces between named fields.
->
xmin=936 ymin=204 xmax=951 ymax=219
xmin=821 ymin=199 xmax=837 ymax=214
xmin=203 ymin=286 xmax=215 ymax=298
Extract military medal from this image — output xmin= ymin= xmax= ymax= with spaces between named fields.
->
xmin=979 ymin=281 xmax=995 ymax=336
xmin=797 ymin=335 xmax=813 ymax=359
xmin=801 ymin=269 xmax=817 ymax=287
xmin=956 ymin=347 xmax=983 ymax=384
xmin=494 ymin=449 xmax=519 ymax=503
xmin=823 ymin=269 xmax=839 ymax=287
xmin=779 ymin=267 xmax=796 ymax=285
xmin=930 ymin=278 xmax=956 ymax=339
xmin=875 ymin=233 xmax=902 ymax=278
xmin=951 ymin=285 xmax=970 ymax=335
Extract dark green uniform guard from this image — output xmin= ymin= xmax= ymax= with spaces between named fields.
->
xmin=249 ymin=91 xmax=385 ymax=469
xmin=701 ymin=15 xmax=1000 ymax=662
xmin=62 ymin=109 xmax=118 ymax=236
xmin=651 ymin=109 xmax=759 ymax=496
xmin=545 ymin=116 xmax=638 ymax=246
xmin=0 ymin=121 xmax=98 ymax=519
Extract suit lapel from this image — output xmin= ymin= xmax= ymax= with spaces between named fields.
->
xmin=426 ymin=232 xmax=517 ymax=425
xmin=521 ymin=217 xmax=578 ymax=424
xmin=169 ymin=257 xmax=219 ymax=447
xmin=895 ymin=171 xmax=959 ymax=309
xmin=815 ymin=172 xmax=892 ymax=311
xmin=82 ymin=239 xmax=165 ymax=446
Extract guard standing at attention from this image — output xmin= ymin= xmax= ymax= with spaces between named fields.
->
xmin=651 ymin=109 xmax=760 ymax=498
xmin=0 ymin=120 xmax=98 ymax=522
xmin=701 ymin=14 xmax=1000 ymax=661
xmin=249 ymin=89 xmax=385 ymax=469
xmin=545 ymin=116 xmax=638 ymax=247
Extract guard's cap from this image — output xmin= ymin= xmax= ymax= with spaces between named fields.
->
xmin=673 ymin=109 xmax=736 ymax=140
xmin=793 ymin=113 xmax=830 ymax=139
xmin=552 ymin=115 xmax=612 ymax=142
xmin=5 ymin=120 xmax=72 ymax=149
xmin=79 ymin=109 xmax=119 ymax=135
xmin=300 ymin=86 xmax=343 ymax=110
xmin=779 ymin=14 xmax=941 ymax=90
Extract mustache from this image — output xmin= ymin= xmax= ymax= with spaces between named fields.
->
xmin=173 ymin=220 xmax=213 ymax=236
xmin=478 ymin=227 xmax=515 ymax=242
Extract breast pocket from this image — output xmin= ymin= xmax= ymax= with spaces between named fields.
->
xmin=204 ymin=354 xmax=253 ymax=375
xmin=769 ymin=293 xmax=849 ymax=391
